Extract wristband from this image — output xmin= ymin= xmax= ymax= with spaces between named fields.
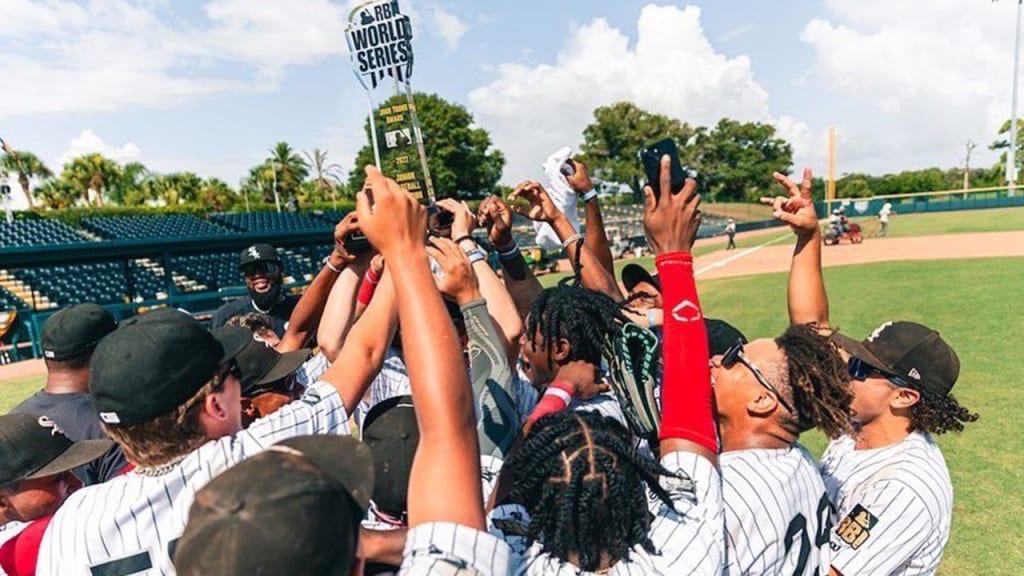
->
xmin=496 ymin=240 xmax=520 ymax=260
xmin=647 ymin=309 xmax=658 ymax=328
xmin=453 ymin=234 xmax=475 ymax=246
xmin=364 ymin=268 xmax=381 ymax=286
xmin=544 ymin=381 xmax=574 ymax=404
xmin=466 ymin=248 xmax=486 ymax=265
xmin=561 ymin=233 xmax=584 ymax=250
xmin=494 ymin=239 xmax=517 ymax=252
xmin=322 ymin=256 xmax=342 ymax=274
xmin=582 ymin=189 xmax=598 ymax=202
xmin=357 ymin=272 xmax=379 ymax=306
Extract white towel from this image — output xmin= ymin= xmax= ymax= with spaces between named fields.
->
xmin=533 ymin=146 xmax=581 ymax=250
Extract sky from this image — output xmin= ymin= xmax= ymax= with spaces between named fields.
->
xmin=1 ymin=0 xmax=1021 ymax=207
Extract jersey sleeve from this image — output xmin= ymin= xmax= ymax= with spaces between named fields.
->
xmin=829 ymin=480 xmax=931 ymax=575
xmin=399 ymin=522 xmax=511 ymax=576
xmin=646 ymin=451 xmax=725 ymax=575
xmin=294 ymin=352 xmax=330 ymax=388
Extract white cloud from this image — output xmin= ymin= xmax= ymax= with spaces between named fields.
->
xmin=467 ymin=5 xmax=778 ymax=183
xmin=800 ymin=0 xmax=1015 ymax=173
xmin=430 ymin=7 xmax=467 ymax=50
xmin=58 ymin=130 xmax=141 ymax=167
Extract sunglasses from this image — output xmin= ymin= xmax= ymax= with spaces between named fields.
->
xmin=847 ymin=357 xmax=911 ymax=388
xmin=721 ymin=339 xmax=795 ymax=415
xmin=241 ymin=262 xmax=281 ymax=276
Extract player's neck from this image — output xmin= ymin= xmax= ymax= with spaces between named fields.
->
xmin=720 ymin=421 xmax=793 ymax=452
xmin=43 ymin=370 xmax=90 ymax=395
xmin=853 ymin=416 xmax=912 ymax=450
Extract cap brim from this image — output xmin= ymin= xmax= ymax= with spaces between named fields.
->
xmin=829 ymin=332 xmax=895 ymax=373
xmin=215 ymin=328 xmax=251 ymax=364
xmin=621 ymin=264 xmax=659 ymax=293
xmin=272 ymin=436 xmax=375 ymax=510
xmin=253 ymin=350 xmax=310 ymax=388
xmin=26 ymin=439 xmax=114 ymax=480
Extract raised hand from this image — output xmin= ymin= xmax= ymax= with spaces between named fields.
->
xmin=331 ymin=212 xmax=362 ymax=265
xmin=565 ymin=159 xmax=595 ymax=194
xmin=478 ymin=195 xmax=514 ymax=247
xmin=508 ymin=181 xmax=562 ymax=223
xmin=356 ymin=165 xmax=427 ymax=260
xmin=436 ymin=198 xmax=478 ymax=240
xmin=642 ymin=155 xmax=701 ymax=255
xmin=425 ymin=237 xmax=481 ymax=305
xmin=558 ymin=360 xmax=610 ymax=400
xmin=761 ymin=168 xmax=818 ymax=239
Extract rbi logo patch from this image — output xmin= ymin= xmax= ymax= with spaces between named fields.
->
xmin=835 ymin=504 xmax=878 ymax=549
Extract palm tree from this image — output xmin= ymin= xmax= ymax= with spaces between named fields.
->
xmin=111 ymin=161 xmax=150 ymax=206
xmin=61 ymin=154 xmax=122 ymax=207
xmin=303 ymin=148 xmax=345 ymax=209
xmin=34 ymin=179 xmax=77 ymax=210
xmin=0 ymin=150 xmax=53 ymax=209
xmin=265 ymin=142 xmax=309 ymax=206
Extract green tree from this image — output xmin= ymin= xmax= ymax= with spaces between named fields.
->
xmin=348 ymin=93 xmax=504 ymax=199
xmin=989 ymin=119 xmax=1024 ymax=181
xmin=34 ymin=179 xmax=77 ymax=210
xmin=303 ymin=148 xmax=346 ymax=208
xmin=579 ymin=102 xmax=704 ymax=195
xmin=197 ymin=178 xmax=237 ymax=211
xmin=61 ymin=153 xmax=122 ymax=207
xmin=260 ymin=142 xmax=309 ymax=204
xmin=699 ymin=119 xmax=793 ymax=202
xmin=111 ymin=161 xmax=151 ymax=206
xmin=0 ymin=150 xmax=53 ymax=209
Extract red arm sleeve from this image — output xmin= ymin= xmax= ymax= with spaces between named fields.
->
xmin=0 ymin=515 xmax=52 ymax=576
xmin=655 ymin=251 xmax=717 ymax=453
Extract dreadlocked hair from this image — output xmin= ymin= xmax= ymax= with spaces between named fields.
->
xmin=505 ymin=411 xmax=676 ymax=571
xmin=910 ymin=391 xmax=978 ymax=434
xmin=526 ymin=285 xmax=628 ymax=368
xmin=775 ymin=324 xmax=855 ymax=439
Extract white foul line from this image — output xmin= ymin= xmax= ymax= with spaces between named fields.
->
xmin=694 ymin=233 xmax=791 ymax=277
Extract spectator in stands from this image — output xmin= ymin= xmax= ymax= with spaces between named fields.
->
xmin=10 ymin=303 xmax=127 ymax=484
xmin=211 ymin=244 xmax=299 ymax=335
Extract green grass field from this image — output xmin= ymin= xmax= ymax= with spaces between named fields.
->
xmin=1 ymin=254 xmax=1020 ymax=573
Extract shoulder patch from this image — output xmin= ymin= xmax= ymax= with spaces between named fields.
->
xmin=835 ymin=503 xmax=878 ymax=549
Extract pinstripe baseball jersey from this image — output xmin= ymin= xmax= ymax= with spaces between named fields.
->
xmin=400 ymin=521 xmax=511 ymax=575
xmin=294 ymin=350 xmax=330 ymax=387
xmin=721 ymin=444 xmax=831 ymax=575
xmin=490 ymin=451 xmax=723 ymax=575
xmin=34 ymin=380 xmax=351 ymax=576
xmin=357 ymin=347 xmax=411 ymax=426
xmin=820 ymin=432 xmax=952 ymax=576
xmin=510 ymin=370 xmax=628 ymax=430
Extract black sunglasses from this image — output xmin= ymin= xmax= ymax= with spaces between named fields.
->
xmin=241 ymin=262 xmax=281 ymax=276
xmin=847 ymin=357 xmax=911 ymax=388
xmin=721 ymin=339 xmax=795 ymax=415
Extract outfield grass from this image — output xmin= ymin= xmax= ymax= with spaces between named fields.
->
xmin=850 ymin=205 xmax=1024 ymax=238
xmin=0 ymin=374 xmax=43 ymax=413
xmin=701 ymin=201 xmax=774 ymax=222
xmin=698 ymin=257 xmax=1024 ymax=575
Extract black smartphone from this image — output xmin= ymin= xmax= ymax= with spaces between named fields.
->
xmin=343 ymin=230 xmax=372 ymax=255
xmin=427 ymin=204 xmax=454 ymax=237
xmin=639 ymin=138 xmax=686 ymax=197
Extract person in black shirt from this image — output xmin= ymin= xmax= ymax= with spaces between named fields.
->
xmin=10 ymin=303 xmax=127 ymax=484
xmin=211 ymin=244 xmax=299 ymax=336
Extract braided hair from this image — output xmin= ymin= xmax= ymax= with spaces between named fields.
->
xmin=505 ymin=411 xmax=676 ymax=571
xmin=526 ymin=285 xmax=628 ymax=367
xmin=775 ymin=324 xmax=855 ymax=439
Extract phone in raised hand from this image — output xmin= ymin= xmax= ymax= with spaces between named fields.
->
xmin=639 ymin=138 xmax=686 ymax=197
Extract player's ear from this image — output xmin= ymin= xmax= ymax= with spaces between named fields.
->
xmin=890 ymin=387 xmax=920 ymax=410
xmin=747 ymin=390 xmax=778 ymax=417
xmin=552 ymin=338 xmax=572 ymax=363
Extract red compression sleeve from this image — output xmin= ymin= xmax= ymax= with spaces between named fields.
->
xmin=655 ymin=251 xmax=717 ymax=453
xmin=357 ymin=269 xmax=381 ymax=306
xmin=525 ymin=381 xmax=574 ymax=428
xmin=0 ymin=515 xmax=52 ymax=576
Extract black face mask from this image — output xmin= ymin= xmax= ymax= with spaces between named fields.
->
xmin=250 ymin=280 xmax=283 ymax=311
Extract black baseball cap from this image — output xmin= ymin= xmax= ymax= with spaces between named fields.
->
xmin=831 ymin=321 xmax=960 ymax=396
xmin=361 ymin=395 xmax=419 ymax=519
xmin=706 ymin=318 xmax=747 ymax=357
xmin=173 ymin=435 xmax=374 ymax=576
xmin=213 ymin=327 xmax=309 ymax=396
xmin=0 ymin=413 xmax=113 ymax=487
xmin=41 ymin=303 xmax=116 ymax=361
xmin=238 ymin=244 xmax=281 ymax=270
xmin=90 ymin=308 xmax=250 ymax=426
xmin=621 ymin=263 xmax=660 ymax=294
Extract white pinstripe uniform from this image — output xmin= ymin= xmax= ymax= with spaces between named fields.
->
xmin=357 ymin=347 xmax=411 ymax=426
xmin=820 ymin=432 xmax=952 ymax=575
xmin=34 ymin=380 xmax=350 ymax=576
xmin=489 ymin=451 xmax=724 ymax=575
xmin=400 ymin=521 xmax=512 ymax=575
xmin=511 ymin=370 xmax=629 ymax=430
xmin=721 ymin=444 xmax=831 ymax=575
xmin=294 ymin=350 xmax=330 ymax=388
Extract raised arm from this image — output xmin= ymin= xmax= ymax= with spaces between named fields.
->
xmin=567 ymin=159 xmax=615 ymax=275
xmin=277 ymin=216 xmax=359 ymax=351
xmin=313 ymin=213 xmax=373 ymax=360
xmin=357 ymin=166 xmax=485 ymax=530
xmin=643 ymin=155 xmax=717 ymax=464
xmin=761 ymin=168 xmax=830 ymax=329
xmin=479 ymin=195 xmax=543 ymax=321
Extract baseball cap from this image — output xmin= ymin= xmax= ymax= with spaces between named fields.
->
xmin=0 ymin=413 xmax=113 ymax=487
xmin=831 ymin=321 xmax=960 ymax=396
xmin=361 ymin=395 xmax=419 ymax=519
xmin=173 ymin=435 xmax=374 ymax=576
xmin=621 ymin=263 xmax=660 ymax=294
xmin=213 ymin=327 xmax=309 ymax=396
xmin=706 ymin=318 xmax=747 ymax=357
xmin=40 ymin=303 xmax=116 ymax=361
xmin=90 ymin=308 xmax=250 ymax=426
xmin=238 ymin=244 xmax=281 ymax=270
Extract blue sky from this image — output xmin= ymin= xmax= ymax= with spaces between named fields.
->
xmin=1 ymin=0 xmax=1020 ymax=203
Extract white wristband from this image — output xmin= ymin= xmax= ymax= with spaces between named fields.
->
xmin=467 ymin=249 xmax=486 ymax=265
xmin=322 ymin=256 xmax=342 ymax=273
xmin=582 ymin=189 xmax=598 ymax=202
xmin=544 ymin=386 xmax=572 ymax=405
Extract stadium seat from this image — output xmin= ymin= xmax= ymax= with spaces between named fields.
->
xmin=0 ymin=220 xmax=89 ymax=248
xmin=82 ymin=215 xmax=233 ymax=240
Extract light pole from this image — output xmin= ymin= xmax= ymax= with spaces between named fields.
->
xmin=1008 ymin=0 xmax=1023 ymax=196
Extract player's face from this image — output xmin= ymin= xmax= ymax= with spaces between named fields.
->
xmin=243 ymin=262 xmax=282 ymax=294
xmin=522 ymin=323 xmax=555 ymax=386
xmin=848 ymin=376 xmax=898 ymax=426
xmin=0 ymin=471 xmax=81 ymax=522
xmin=711 ymin=339 xmax=785 ymax=426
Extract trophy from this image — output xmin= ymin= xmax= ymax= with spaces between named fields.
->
xmin=345 ymin=0 xmax=435 ymax=203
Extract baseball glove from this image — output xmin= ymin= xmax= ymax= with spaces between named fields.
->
xmin=604 ymin=321 xmax=662 ymax=440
